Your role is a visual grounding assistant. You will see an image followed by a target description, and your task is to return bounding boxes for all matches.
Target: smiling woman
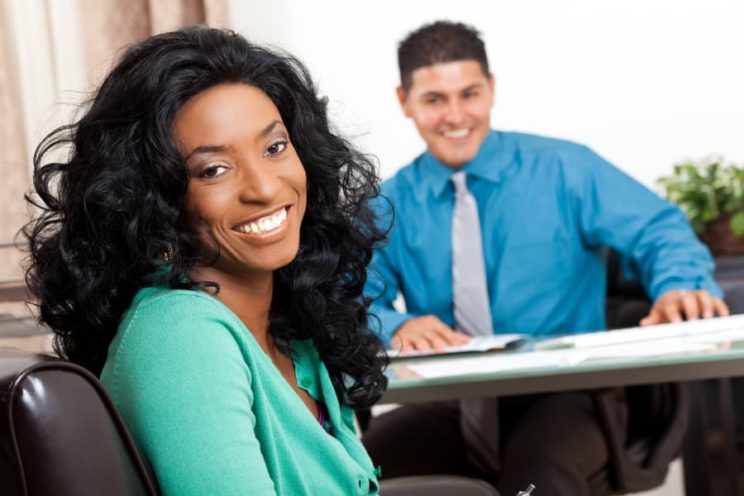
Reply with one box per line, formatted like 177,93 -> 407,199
24,26 -> 388,495
178,85 -> 308,283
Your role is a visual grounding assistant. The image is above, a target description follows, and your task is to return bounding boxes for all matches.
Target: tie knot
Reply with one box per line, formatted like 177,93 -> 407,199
451,171 -> 468,194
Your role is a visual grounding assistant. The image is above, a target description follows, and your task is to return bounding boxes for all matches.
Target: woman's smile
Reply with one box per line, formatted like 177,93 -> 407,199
232,205 -> 290,240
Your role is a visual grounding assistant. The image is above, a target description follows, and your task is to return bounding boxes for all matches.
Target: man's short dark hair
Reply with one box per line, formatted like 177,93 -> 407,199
398,20 -> 489,92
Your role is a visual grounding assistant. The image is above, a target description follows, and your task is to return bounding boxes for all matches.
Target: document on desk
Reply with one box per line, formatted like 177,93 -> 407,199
407,350 -> 570,379
407,315 -> 744,379
562,339 -> 719,365
388,334 -> 525,359
534,314 -> 744,350
407,340 -> 721,379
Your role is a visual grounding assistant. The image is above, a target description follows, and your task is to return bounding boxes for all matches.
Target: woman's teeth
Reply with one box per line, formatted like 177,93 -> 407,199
236,208 -> 287,234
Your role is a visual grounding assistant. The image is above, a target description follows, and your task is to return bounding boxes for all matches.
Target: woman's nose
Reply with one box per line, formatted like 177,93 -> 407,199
237,163 -> 281,203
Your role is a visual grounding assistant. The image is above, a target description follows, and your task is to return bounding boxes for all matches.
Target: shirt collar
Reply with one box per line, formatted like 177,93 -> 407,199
423,130 -> 511,196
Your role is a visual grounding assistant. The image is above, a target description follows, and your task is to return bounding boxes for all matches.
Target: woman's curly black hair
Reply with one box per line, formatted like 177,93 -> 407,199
24,26 -> 389,408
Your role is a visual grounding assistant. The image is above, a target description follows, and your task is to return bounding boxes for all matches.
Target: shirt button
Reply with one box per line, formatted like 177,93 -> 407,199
299,378 -> 311,389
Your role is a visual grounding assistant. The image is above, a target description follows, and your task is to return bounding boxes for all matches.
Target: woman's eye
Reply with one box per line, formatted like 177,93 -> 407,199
265,140 -> 288,157
200,164 -> 229,178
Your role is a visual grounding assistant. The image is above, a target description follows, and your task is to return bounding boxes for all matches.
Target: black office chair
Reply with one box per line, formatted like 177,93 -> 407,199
381,476 -> 499,495
589,250 -> 687,494
0,348 -> 159,495
0,347 -> 499,496
680,255 -> 744,495
588,383 -> 687,494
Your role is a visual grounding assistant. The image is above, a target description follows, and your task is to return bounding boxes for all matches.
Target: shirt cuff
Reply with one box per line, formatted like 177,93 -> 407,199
651,276 -> 723,301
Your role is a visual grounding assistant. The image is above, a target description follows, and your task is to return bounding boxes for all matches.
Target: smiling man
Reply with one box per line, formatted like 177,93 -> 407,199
362,20 -> 728,496
398,58 -> 493,169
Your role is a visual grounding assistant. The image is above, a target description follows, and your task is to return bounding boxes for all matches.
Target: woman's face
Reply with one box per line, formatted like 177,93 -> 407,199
174,83 -> 307,279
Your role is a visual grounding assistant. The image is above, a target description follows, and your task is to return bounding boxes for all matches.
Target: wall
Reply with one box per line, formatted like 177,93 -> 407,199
229,0 -> 744,187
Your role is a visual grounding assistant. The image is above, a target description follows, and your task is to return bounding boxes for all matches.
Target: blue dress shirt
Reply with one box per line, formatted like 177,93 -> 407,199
366,130 -> 721,346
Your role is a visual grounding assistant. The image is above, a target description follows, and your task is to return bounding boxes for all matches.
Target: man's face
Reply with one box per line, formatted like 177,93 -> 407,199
398,60 -> 494,169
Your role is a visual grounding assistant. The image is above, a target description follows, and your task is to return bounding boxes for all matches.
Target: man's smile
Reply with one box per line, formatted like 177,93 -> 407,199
441,127 -> 473,140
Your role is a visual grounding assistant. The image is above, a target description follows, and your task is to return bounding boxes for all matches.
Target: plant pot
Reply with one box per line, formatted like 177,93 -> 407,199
699,215 -> 744,256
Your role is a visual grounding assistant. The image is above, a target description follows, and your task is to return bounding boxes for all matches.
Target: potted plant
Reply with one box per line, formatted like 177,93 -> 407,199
657,158 -> 744,256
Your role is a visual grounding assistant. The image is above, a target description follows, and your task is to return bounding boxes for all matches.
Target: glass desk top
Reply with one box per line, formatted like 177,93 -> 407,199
381,317 -> 744,404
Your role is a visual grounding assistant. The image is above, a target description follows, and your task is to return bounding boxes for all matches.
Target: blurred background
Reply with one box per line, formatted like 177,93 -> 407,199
1,2 -> 743,494
229,0 -> 744,185
2,0 -> 744,289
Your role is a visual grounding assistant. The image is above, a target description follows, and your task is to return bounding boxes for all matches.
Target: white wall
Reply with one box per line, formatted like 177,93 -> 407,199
229,0 -> 744,187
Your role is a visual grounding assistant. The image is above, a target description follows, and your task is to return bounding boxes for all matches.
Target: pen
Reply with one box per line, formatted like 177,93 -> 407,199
516,484 -> 535,496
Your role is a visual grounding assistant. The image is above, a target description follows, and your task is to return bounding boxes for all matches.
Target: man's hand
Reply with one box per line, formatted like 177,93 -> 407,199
640,289 -> 729,326
391,315 -> 471,353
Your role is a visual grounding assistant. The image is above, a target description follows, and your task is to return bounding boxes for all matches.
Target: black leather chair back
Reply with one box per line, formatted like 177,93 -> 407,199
0,348 -> 159,496
594,250 -> 687,494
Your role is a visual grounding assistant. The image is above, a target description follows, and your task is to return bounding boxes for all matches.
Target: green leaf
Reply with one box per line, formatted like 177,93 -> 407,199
731,211 -> 744,236
657,157 -> 744,234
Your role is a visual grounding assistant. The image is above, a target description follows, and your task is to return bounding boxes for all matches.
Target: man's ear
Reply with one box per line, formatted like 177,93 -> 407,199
487,73 -> 496,107
396,86 -> 412,117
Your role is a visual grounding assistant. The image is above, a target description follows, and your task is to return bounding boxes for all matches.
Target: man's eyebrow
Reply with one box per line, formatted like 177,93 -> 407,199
420,90 -> 445,99
419,83 -> 483,100
461,83 -> 485,92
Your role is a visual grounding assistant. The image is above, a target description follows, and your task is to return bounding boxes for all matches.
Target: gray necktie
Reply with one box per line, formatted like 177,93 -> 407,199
451,171 -> 493,337
452,171 -> 500,474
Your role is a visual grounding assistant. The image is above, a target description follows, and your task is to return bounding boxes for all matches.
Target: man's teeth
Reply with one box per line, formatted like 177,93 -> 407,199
236,208 -> 287,234
443,128 -> 470,139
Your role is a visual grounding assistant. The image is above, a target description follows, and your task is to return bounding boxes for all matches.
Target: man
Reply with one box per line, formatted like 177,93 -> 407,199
362,21 -> 728,496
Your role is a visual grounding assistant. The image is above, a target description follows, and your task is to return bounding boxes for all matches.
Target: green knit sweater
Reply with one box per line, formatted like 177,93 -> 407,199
100,287 -> 379,495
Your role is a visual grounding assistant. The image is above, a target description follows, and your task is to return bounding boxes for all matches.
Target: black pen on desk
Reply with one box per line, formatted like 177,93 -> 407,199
516,484 -> 535,495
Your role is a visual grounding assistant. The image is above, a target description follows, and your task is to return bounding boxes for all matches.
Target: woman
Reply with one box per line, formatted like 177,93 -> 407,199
25,26 -> 387,495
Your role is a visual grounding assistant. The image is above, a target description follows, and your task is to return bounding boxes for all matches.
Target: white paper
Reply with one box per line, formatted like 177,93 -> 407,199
407,351 -> 569,379
534,314 -> 744,350
561,339 -> 719,366
402,315 -> 744,380
389,334 -> 525,359
407,335 -> 726,379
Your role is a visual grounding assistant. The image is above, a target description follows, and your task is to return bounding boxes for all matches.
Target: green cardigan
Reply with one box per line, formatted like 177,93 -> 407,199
100,287 -> 379,495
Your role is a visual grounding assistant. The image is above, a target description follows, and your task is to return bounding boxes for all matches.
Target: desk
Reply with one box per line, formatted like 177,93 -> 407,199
381,321 -> 744,494
381,323 -> 744,405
